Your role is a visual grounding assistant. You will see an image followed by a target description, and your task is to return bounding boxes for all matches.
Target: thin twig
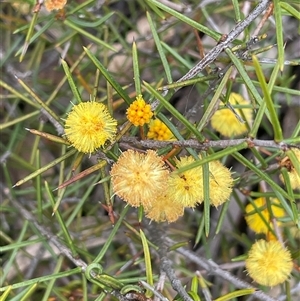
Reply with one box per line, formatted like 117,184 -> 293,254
155,272 -> 167,301
168,239 -> 278,301
10,199 -> 88,272
119,136 -> 297,151
147,223 -> 194,301
177,0 -> 271,82
140,280 -> 169,301
41,108 -> 64,135
195,270 -> 212,301
151,0 -> 271,110
160,256 -> 194,301
9,199 -> 147,301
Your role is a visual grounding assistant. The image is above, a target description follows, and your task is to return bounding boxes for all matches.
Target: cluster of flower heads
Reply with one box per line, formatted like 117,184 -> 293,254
64,101 -> 117,154
44,0 -> 67,11
126,95 -> 173,140
279,148 -> 300,190
168,155 -> 233,208
110,149 -> 234,223
244,197 -> 293,286
208,93 -> 295,287
62,95 -> 294,287
211,92 -> 253,137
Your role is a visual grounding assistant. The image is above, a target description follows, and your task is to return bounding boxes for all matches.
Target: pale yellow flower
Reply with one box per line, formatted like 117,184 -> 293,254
211,92 -> 252,137
126,95 -> 153,126
145,192 -> 184,223
64,101 -> 117,154
147,119 -> 173,140
200,159 -> 233,207
110,150 -> 169,209
245,197 -> 285,234
168,156 -> 202,208
168,156 -> 233,208
245,239 -> 293,286
45,0 -> 67,11
280,149 -> 300,190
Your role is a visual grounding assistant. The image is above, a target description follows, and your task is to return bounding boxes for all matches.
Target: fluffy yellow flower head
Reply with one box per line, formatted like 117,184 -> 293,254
168,156 -> 202,208
211,92 -> 253,137
245,197 -> 285,234
279,149 -> 300,190
45,0 -> 67,11
145,192 -> 184,223
168,156 -> 233,208
110,150 -> 169,209
126,95 -> 153,126
147,119 -> 173,141
245,239 -> 293,286
64,101 -> 117,154
200,159 -> 234,207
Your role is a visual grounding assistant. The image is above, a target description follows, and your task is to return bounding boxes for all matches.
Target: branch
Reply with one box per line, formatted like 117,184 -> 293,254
147,223 -> 193,301
9,200 -> 144,301
160,256 -> 194,301
168,239 -> 278,301
177,0 -> 271,82
151,0 -> 272,110
119,136 -> 297,151
10,199 -> 88,272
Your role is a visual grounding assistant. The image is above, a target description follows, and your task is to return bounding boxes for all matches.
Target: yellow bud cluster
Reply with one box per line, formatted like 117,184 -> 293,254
126,95 -> 153,126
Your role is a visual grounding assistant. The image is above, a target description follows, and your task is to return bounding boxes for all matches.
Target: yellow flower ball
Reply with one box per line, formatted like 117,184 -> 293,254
145,192 -> 184,223
168,156 -> 202,208
211,92 -> 253,137
168,156 -> 233,208
126,95 -> 153,126
279,149 -> 300,190
110,150 -> 169,209
64,101 -> 117,154
200,159 -> 234,207
245,239 -> 293,286
283,170 -> 300,190
245,197 -> 285,234
147,119 -> 173,141
45,0 -> 67,11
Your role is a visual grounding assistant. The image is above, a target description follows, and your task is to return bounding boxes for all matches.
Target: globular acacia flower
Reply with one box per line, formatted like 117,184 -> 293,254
126,95 -> 153,126
169,156 -> 233,208
245,197 -> 285,234
147,119 -> 173,141
64,101 -> 117,154
145,192 -> 184,223
45,0 -> 67,11
201,159 -> 234,207
211,92 -> 253,137
168,156 -> 202,208
110,150 -> 169,209
245,239 -> 293,286
280,149 -> 300,190
283,171 -> 300,190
